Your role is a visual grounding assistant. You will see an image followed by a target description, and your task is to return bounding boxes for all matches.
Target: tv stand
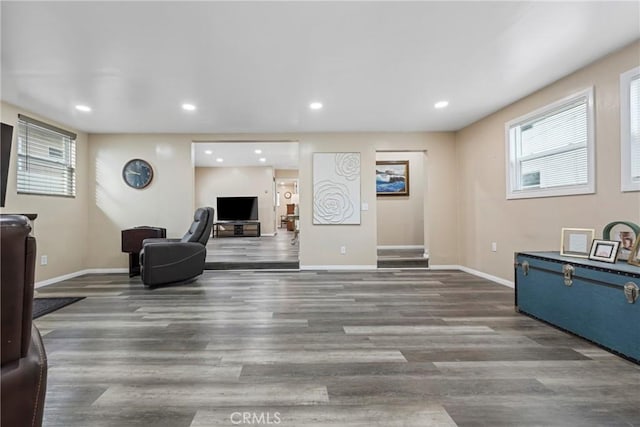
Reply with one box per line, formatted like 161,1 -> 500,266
214,221 -> 261,238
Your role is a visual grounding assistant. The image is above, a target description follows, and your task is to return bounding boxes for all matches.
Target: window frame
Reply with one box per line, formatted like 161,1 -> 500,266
620,66 -> 640,192
505,87 -> 595,200
16,114 -> 77,198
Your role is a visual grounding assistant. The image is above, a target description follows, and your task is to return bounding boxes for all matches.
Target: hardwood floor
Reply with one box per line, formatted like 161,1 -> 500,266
205,232 -> 429,269
35,270 -> 640,426
377,248 -> 429,268
205,230 -> 299,269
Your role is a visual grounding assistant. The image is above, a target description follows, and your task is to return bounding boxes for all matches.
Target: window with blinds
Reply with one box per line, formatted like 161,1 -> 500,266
621,67 -> 640,192
506,88 -> 595,199
17,115 -> 77,197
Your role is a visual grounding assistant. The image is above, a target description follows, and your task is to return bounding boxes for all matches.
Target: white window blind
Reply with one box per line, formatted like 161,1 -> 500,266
506,88 -> 594,199
17,115 -> 77,197
621,67 -> 640,191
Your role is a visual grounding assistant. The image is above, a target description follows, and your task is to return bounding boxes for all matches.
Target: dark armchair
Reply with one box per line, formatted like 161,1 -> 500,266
1,215 -> 47,427
139,207 -> 214,287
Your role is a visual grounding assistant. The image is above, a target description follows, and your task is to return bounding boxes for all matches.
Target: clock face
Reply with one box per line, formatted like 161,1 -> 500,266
122,159 -> 153,189
284,191 -> 292,199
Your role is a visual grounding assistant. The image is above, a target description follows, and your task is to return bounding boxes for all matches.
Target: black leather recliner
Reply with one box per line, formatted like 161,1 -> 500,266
1,215 -> 47,427
139,207 -> 214,287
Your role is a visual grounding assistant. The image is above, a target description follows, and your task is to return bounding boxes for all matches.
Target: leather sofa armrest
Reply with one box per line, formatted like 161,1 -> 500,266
141,237 -> 181,246
1,325 -> 47,427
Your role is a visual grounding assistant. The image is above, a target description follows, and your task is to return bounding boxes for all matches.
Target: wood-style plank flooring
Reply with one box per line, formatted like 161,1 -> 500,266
35,270 -> 640,426
205,231 -> 429,268
206,230 -> 298,264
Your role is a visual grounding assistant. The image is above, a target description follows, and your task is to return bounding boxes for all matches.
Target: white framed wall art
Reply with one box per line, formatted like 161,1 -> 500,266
312,152 -> 361,225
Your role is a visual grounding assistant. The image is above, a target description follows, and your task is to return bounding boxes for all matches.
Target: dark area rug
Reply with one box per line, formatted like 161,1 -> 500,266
33,297 -> 85,319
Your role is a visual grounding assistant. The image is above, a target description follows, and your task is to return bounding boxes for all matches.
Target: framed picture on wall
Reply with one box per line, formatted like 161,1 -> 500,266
376,161 -> 409,196
560,228 -> 595,258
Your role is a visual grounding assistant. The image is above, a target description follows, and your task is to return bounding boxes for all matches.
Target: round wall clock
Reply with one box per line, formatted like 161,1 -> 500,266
122,158 -> 153,189
284,191 -> 292,199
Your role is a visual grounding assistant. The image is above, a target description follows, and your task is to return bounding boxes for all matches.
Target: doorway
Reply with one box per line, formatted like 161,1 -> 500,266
375,150 -> 429,268
191,141 -> 300,269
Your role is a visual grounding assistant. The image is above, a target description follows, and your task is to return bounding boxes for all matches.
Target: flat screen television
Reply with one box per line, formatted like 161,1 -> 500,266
1,123 -> 14,208
216,196 -> 258,221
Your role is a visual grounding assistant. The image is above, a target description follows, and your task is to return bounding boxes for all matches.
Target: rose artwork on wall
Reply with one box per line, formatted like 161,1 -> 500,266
313,152 -> 361,225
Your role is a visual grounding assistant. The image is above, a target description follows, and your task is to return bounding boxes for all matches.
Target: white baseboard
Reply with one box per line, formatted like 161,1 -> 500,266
377,245 -> 425,250
261,233 -> 276,237
36,268 -> 128,288
300,265 -> 378,271
84,268 -> 129,275
428,265 -> 461,270
458,265 -> 514,288
429,264 -> 514,288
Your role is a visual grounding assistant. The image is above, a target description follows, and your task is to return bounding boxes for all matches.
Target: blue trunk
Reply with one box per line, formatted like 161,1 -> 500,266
515,251 -> 640,363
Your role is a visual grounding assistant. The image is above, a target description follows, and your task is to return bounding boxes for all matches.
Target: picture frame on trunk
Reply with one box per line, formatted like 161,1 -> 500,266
560,228 -> 595,258
589,239 -> 620,263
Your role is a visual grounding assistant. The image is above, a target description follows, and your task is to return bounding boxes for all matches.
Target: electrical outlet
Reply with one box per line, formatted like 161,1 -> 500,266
40,255 -> 48,265
340,246 -> 347,255
491,242 -> 497,252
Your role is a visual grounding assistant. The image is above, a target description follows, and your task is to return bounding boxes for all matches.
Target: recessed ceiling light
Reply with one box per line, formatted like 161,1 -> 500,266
182,103 -> 196,111
259,158 -> 266,162
204,150 -> 213,155
309,102 -> 323,110
254,149 -> 262,154
434,101 -> 449,109
75,105 -> 91,112
216,158 -> 223,162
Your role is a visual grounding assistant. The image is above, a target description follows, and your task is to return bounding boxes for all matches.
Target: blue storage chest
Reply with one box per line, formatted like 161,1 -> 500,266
515,251 -> 640,363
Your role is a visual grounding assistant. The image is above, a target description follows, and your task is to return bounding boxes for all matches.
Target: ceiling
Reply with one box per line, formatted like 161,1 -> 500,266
193,141 -> 299,168
1,1 -> 639,134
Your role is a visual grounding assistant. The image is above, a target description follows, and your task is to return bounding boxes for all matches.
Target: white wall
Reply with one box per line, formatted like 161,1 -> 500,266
195,166 -> 276,235
0,101 -> 90,282
376,151 -> 424,247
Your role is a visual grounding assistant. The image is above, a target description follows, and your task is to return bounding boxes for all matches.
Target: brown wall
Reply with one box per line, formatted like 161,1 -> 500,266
298,132 -> 458,268
455,41 -> 640,281
1,102 -> 90,283
195,166 -> 276,235
4,41 -> 637,283
376,151 -> 425,247
87,134 -> 195,268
